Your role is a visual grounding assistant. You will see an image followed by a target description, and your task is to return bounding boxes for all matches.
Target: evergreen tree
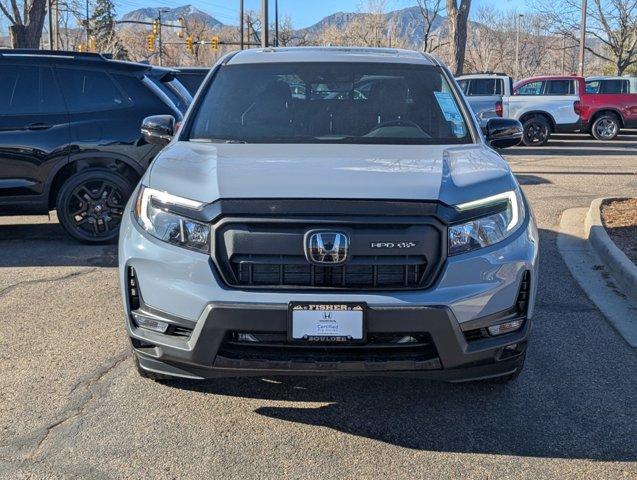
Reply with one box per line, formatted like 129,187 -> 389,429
91,0 -> 128,59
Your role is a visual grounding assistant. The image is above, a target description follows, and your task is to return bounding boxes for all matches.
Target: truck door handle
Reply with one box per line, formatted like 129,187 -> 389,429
26,123 -> 53,131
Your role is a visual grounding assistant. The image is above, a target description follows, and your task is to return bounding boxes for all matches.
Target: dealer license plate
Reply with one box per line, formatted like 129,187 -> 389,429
289,303 -> 365,342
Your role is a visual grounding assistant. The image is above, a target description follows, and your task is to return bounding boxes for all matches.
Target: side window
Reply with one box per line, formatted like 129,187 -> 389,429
466,79 -> 499,96
0,65 -> 65,115
586,81 -> 601,93
546,80 -> 574,95
56,68 -> 129,112
516,81 -> 544,96
457,79 -> 469,94
40,67 -> 66,113
600,80 -> 629,94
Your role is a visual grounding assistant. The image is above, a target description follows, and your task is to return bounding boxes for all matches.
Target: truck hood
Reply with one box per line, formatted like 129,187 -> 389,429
147,142 -> 517,206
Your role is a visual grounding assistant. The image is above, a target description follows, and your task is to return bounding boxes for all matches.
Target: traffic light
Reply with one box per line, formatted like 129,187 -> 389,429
211,36 -> 219,51
147,33 -> 155,52
152,18 -> 159,35
178,17 -> 185,38
185,35 -> 193,53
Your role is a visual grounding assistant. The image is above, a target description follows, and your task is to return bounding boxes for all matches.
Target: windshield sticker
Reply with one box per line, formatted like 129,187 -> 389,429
434,91 -> 462,123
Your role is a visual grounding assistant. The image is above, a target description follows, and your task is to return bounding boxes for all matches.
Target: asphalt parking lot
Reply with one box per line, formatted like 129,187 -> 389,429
0,134 -> 636,479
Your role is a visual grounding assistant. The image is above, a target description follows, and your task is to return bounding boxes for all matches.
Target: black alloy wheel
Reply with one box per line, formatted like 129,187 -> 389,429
522,116 -> 551,146
56,169 -> 134,244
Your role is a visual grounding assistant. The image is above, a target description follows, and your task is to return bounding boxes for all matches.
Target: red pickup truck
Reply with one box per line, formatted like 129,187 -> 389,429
583,76 -> 637,140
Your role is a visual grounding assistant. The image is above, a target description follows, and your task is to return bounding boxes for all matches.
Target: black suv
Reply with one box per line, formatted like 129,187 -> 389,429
0,50 -> 191,243
174,67 -> 209,96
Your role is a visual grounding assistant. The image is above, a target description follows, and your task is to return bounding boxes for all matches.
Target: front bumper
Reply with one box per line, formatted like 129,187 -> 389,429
119,202 -> 538,381
130,301 -> 530,382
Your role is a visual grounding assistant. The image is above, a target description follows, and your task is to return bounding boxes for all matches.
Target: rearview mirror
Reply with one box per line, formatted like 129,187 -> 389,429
141,115 -> 175,146
486,118 -> 523,149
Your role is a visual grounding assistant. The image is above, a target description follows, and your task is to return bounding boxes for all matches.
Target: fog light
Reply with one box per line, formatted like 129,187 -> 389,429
488,319 -> 524,336
236,333 -> 259,342
396,336 -> 417,344
132,312 -> 169,333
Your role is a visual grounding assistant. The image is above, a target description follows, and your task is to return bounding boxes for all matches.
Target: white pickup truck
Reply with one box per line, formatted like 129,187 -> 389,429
457,73 -> 582,146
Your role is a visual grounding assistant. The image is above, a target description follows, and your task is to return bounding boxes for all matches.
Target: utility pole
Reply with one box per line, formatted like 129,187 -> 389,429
274,0 -> 279,47
240,0 -> 244,50
47,0 -> 53,49
514,14 -> 523,80
85,0 -> 90,44
157,8 -> 169,66
261,0 -> 269,48
561,33 -> 566,75
578,0 -> 587,76
54,0 -> 59,49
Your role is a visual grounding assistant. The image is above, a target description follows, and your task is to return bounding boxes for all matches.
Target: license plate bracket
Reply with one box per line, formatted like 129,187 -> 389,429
288,302 -> 366,344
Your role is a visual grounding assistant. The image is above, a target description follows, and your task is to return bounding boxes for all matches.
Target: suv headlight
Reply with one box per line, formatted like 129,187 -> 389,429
449,190 -> 525,255
134,185 -> 210,253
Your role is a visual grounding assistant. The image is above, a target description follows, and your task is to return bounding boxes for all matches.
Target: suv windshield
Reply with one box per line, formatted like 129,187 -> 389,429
188,62 -> 471,144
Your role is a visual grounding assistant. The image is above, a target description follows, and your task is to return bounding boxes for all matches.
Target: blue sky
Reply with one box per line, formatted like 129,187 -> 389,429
112,0 -> 530,29
0,0 -> 529,33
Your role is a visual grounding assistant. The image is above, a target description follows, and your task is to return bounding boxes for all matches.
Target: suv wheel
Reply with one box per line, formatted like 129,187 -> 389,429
591,113 -> 620,141
522,116 -> 550,146
56,169 -> 134,244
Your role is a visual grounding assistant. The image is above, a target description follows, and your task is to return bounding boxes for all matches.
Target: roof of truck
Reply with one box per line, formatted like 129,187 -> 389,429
226,47 -> 437,66
586,75 -> 636,81
456,73 -> 509,79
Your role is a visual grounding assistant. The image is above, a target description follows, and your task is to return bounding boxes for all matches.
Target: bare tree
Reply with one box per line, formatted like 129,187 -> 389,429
0,0 -> 47,47
464,6 -> 507,72
318,0 -> 389,47
539,0 -> 637,75
276,15 -> 311,46
446,0 -> 472,75
415,0 -> 444,52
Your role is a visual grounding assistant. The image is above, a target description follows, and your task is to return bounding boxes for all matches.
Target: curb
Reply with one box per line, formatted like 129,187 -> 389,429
586,197 -> 637,304
559,207 -> 637,348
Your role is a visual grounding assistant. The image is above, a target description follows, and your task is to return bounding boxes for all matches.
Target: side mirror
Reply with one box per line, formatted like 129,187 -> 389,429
486,118 -> 523,149
141,115 -> 175,146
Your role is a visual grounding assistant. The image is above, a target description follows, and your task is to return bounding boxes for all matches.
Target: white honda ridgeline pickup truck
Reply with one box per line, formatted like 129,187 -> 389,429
457,73 -> 581,146
120,48 -> 539,384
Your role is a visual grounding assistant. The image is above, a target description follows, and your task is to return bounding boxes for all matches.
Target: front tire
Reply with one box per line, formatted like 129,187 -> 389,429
56,169 -> 134,244
591,113 -> 620,141
522,116 -> 551,146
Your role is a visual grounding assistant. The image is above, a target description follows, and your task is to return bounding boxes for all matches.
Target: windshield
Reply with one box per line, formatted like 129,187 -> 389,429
187,62 -> 471,144
149,75 -> 192,114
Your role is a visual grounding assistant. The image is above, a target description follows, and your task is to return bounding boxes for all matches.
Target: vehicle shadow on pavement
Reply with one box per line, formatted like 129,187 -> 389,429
0,221 -> 117,267
506,133 -> 637,157
168,228 -> 636,462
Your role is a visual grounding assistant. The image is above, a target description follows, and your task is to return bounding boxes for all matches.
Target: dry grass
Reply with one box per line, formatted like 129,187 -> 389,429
601,198 -> 637,266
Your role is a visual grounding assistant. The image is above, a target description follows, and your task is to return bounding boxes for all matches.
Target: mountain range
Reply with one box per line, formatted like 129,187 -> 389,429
120,4 -> 449,47
121,5 -> 224,29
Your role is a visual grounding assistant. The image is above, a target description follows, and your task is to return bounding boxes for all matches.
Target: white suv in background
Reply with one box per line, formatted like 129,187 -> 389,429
458,74 -> 583,146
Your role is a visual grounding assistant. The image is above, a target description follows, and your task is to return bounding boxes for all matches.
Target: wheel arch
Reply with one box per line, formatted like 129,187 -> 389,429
48,154 -> 143,210
590,109 -> 624,128
519,111 -> 556,132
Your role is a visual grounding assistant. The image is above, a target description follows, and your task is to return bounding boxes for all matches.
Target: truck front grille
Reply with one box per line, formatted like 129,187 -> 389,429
212,216 -> 444,291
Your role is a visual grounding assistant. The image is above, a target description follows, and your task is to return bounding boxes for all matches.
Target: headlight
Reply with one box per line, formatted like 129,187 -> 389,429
448,190 -> 525,255
134,186 -> 210,253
